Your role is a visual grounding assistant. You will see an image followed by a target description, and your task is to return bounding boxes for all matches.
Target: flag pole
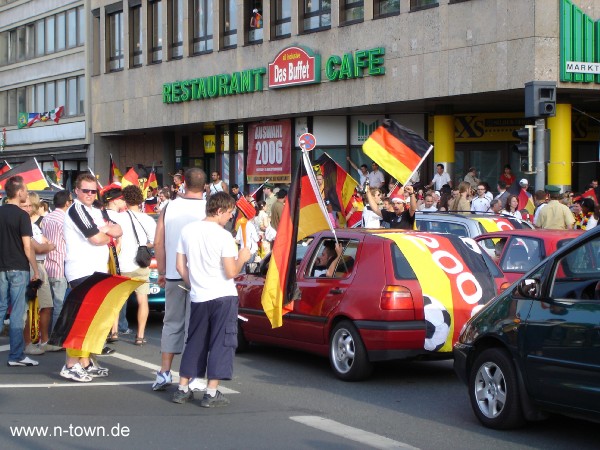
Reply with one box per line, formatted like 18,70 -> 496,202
300,144 -> 337,243
88,167 -> 104,189
250,178 -> 270,198
405,144 -> 434,187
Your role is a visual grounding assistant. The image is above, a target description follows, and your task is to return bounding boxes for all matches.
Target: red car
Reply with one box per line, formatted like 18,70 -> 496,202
475,229 -> 584,283
236,229 -> 507,381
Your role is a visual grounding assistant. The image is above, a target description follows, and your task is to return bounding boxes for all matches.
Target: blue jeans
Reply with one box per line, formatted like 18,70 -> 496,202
49,277 -> 68,333
0,270 -> 29,362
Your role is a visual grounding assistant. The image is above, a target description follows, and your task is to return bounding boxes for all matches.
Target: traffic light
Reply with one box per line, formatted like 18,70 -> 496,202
512,125 -> 535,173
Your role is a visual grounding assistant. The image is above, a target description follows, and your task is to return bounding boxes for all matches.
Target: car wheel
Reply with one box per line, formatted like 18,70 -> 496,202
236,321 -> 250,354
329,321 -> 372,381
469,348 -> 525,429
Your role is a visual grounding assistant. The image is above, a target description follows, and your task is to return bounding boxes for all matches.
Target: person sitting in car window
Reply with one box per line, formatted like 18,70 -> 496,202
313,241 -> 338,277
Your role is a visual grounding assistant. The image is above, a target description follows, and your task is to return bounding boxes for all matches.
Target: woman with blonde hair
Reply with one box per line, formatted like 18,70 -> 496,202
449,181 -> 471,213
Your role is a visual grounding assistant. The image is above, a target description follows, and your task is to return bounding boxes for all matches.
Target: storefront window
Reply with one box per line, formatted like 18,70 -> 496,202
248,2 -> 263,44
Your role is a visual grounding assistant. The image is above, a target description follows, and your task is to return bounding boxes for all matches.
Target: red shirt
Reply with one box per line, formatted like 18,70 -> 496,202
500,173 -> 515,187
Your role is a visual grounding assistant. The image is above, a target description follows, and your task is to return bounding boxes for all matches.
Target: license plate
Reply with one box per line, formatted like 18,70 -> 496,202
150,286 -> 160,294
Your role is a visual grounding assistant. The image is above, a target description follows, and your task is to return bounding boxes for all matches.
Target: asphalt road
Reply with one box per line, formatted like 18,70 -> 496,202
1,312 -> 596,450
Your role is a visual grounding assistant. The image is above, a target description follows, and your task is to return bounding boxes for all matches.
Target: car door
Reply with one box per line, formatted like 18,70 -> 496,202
523,235 -> 600,412
288,238 -> 359,345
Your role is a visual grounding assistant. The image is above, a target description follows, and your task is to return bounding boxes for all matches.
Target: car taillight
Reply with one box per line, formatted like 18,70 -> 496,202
380,285 -> 414,310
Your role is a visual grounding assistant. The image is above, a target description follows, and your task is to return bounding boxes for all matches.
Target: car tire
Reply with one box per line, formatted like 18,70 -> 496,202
469,348 -> 525,429
329,321 -> 372,381
236,321 -> 250,353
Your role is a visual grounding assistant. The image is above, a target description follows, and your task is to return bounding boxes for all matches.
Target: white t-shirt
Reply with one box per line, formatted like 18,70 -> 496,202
64,200 -> 109,282
236,220 -> 259,255
501,209 -> 522,220
117,210 -> 157,273
367,170 -> 385,188
163,197 -> 207,279
177,220 -> 238,302
32,223 -> 46,262
362,207 -> 381,228
432,172 -> 451,190
471,197 -> 490,213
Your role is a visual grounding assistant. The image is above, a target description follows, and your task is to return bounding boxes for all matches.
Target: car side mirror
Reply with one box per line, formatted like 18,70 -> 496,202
517,278 -> 541,299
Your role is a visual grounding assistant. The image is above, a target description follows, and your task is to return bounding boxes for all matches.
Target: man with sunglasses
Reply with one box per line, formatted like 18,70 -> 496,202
61,173 -> 122,382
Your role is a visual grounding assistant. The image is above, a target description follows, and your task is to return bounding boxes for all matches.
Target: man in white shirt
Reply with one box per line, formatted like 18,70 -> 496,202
171,192 -> 250,407
419,194 -> 438,212
367,162 -> 385,189
471,184 -> 491,212
427,164 -> 452,191
346,157 -> 369,187
153,168 -> 208,392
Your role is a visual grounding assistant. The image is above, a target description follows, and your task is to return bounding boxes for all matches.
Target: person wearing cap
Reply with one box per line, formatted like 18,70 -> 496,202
463,167 -> 480,191
270,189 -> 287,231
366,184 -> 417,229
537,185 -> 575,230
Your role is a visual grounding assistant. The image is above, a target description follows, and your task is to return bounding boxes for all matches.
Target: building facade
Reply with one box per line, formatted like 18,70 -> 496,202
0,0 -> 88,186
3,0 -> 599,193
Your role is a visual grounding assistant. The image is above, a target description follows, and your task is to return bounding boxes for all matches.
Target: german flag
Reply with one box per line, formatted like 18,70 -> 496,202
362,119 -> 433,186
144,168 -> 158,192
577,187 -> 600,204
315,153 -> 359,226
0,157 -> 49,190
109,154 -> 122,183
0,160 -> 10,176
120,167 -> 139,188
49,273 -> 144,353
508,182 -> 535,215
52,156 -> 62,185
299,165 -> 330,240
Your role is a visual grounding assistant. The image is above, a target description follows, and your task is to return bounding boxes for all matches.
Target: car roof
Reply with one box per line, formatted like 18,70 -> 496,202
474,229 -> 584,240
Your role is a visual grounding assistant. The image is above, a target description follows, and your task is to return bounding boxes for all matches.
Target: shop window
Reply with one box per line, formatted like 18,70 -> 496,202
192,0 -> 213,54
302,0 -> 331,33
374,0 -> 399,18
107,9 -> 124,71
150,0 -> 163,63
271,0 -> 291,39
130,2 -> 143,67
247,2 -> 263,44
170,0 -> 184,59
222,0 -> 237,49
341,0 -> 363,25
410,0 -> 438,11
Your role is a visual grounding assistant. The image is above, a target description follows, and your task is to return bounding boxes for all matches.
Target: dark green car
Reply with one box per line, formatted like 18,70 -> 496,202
454,226 -> 600,429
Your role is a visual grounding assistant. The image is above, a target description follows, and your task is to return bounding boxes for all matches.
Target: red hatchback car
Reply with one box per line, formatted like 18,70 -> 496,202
475,229 -> 584,283
236,229 -> 506,381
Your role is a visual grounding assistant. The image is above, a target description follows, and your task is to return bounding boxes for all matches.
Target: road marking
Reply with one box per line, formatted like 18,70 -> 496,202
290,416 -> 420,450
0,348 -> 238,394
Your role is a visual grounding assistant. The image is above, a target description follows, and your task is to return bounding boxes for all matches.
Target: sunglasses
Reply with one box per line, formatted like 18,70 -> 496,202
80,189 -> 98,195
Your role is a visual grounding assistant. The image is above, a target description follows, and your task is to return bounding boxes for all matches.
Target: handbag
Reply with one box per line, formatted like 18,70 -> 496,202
127,211 -> 152,268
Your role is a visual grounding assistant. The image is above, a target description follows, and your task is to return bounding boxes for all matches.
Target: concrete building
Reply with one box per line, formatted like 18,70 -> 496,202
0,0 -> 87,187
3,0 -> 599,193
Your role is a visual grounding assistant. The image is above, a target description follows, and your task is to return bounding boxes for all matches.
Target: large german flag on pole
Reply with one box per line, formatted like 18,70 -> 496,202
362,119 -> 433,186
49,273 -> 144,353
261,163 -> 303,328
0,157 -> 49,190
314,153 -> 359,226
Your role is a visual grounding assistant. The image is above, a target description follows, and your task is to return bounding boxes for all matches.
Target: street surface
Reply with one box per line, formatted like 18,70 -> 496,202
1,312 -> 596,450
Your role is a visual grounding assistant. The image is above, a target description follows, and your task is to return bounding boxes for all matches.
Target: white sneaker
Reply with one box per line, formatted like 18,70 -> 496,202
7,356 -> 39,367
189,377 -> 208,392
24,343 -> 45,355
40,342 -> 63,352
60,363 -> 93,382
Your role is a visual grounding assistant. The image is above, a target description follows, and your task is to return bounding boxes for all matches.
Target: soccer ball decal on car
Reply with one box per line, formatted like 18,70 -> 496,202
424,296 -> 451,351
